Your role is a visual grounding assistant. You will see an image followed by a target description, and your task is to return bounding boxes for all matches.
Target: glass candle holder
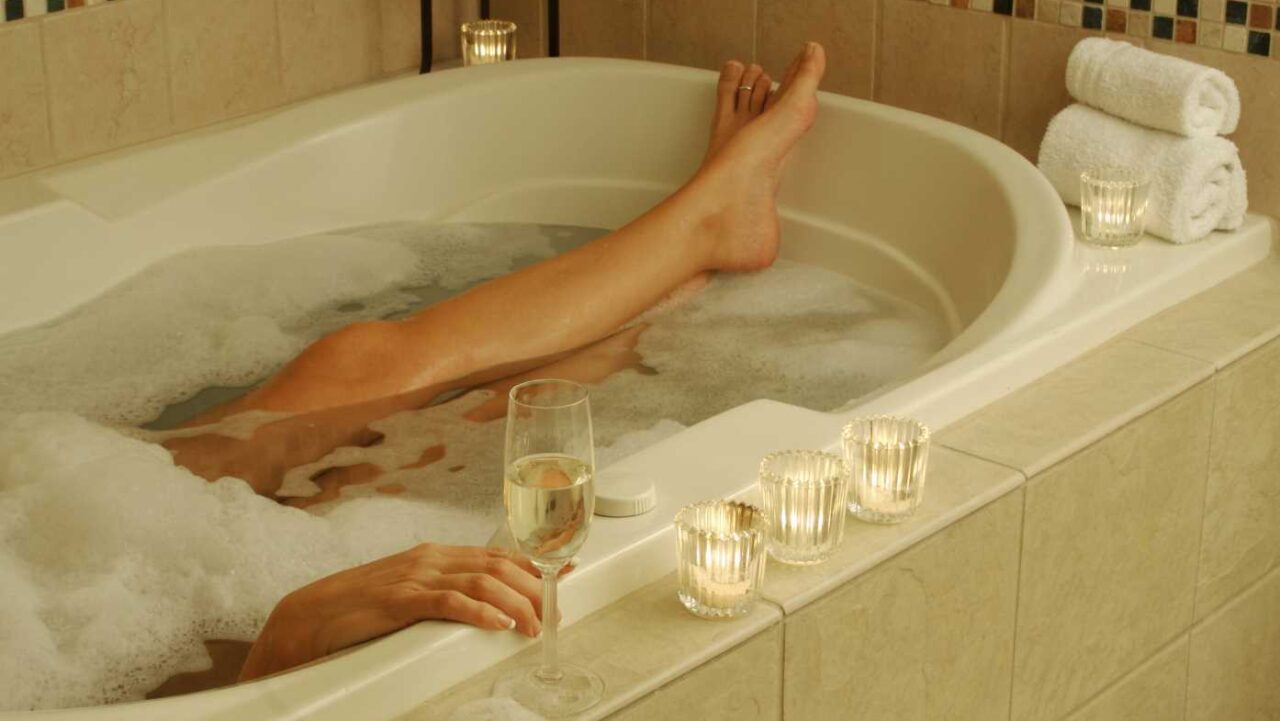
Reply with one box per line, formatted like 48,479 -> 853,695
842,416 -> 931,525
758,450 -> 849,565
674,500 -> 768,619
1080,167 -> 1150,247
461,20 -> 517,66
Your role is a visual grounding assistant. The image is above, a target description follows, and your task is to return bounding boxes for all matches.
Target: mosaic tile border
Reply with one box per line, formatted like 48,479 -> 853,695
932,0 -> 1280,56
1,0 -> 114,23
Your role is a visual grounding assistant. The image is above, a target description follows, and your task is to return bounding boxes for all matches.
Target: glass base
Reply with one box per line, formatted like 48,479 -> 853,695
1081,234 -> 1142,248
492,663 -> 604,718
850,503 -> 914,525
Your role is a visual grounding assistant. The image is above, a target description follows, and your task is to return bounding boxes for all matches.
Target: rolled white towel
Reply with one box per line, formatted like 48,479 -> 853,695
1066,37 -> 1240,138
1038,104 -> 1247,244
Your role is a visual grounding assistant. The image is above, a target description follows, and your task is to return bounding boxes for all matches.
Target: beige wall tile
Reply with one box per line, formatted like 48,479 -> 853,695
437,0 -> 482,62
490,0 -> 547,59
1064,638 -> 1189,721
0,22 -> 52,177
939,339 -> 1213,477
1125,254 -> 1280,369
1155,43 -> 1280,219
783,491 -> 1022,721
42,0 -> 172,161
405,574 -> 781,719
278,0 -> 381,101
560,0 -> 644,60
648,0 -> 755,70
764,448 -> 1022,613
757,0 -> 876,99
1186,568 -> 1280,721
876,0 -> 1008,137
1194,337 -> 1280,619
607,626 -> 781,721
384,0 -> 480,70
1011,382 -> 1212,721
381,0 -> 421,73
1003,19 -> 1097,161
166,0 -> 283,131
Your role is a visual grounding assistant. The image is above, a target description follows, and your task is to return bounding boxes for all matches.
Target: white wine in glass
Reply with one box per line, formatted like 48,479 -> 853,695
494,379 -> 603,716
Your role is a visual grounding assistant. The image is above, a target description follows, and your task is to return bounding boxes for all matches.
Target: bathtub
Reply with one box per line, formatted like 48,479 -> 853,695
0,58 -> 1270,719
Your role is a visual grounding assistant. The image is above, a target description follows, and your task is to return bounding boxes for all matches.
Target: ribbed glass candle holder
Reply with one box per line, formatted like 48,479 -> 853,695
1080,167 -> 1150,247
842,416 -> 931,525
461,20 -> 517,66
674,500 -> 768,619
758,450 -> 849,565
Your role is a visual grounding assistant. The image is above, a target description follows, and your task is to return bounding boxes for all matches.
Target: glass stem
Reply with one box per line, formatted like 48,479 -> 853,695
536,561 -> 566,683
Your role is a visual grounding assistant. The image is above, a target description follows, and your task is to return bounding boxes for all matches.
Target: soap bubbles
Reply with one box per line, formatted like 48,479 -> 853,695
0,222 -> 947,710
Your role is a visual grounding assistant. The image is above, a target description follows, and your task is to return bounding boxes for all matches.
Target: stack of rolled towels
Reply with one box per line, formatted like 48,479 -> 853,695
1037,38 -> 1247,244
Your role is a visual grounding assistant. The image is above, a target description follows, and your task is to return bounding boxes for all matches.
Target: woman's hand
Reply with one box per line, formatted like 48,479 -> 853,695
240,543 -> 549,682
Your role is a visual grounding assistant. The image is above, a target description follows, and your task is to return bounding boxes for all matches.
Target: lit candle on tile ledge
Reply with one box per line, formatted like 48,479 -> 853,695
842,416 -> 931,525
1079,167 -> 1150,247
674,500 -> 767,619
461,20 -> 517,66
758,450 -> 849,565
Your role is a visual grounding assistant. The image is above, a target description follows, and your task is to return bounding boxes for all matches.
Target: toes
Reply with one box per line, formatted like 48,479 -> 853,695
776,51 -> 804,99
715,60 -> 746,120
781,42 -> 826,100
749,72 -> 772,114
737,64 -> 764,112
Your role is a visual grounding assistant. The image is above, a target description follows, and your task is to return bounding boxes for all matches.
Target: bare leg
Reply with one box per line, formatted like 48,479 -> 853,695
197,43 -> 826,421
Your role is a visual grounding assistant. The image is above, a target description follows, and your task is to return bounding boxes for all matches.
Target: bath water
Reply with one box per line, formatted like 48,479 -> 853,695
0,222 -> 948,710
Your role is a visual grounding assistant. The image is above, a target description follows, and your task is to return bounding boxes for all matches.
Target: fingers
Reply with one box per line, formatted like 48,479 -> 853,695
438,573 -> 542,637
749,72 -> 772,114
439,556 -> 544,615
737,64 -> 764,112
415,589 -> 518,633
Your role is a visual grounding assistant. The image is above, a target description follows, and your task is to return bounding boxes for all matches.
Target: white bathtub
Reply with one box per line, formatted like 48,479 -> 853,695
0,58 -> 1270,720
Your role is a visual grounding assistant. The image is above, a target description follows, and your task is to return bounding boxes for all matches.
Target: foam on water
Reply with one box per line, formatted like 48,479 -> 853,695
0,412 -> 475,711
0,222 -> 948,711
0,224 -> 556,425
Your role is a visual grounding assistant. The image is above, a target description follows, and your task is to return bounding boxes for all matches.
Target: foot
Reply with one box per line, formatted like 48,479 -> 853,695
704,62 -> 773,162
693,42 -> 826,272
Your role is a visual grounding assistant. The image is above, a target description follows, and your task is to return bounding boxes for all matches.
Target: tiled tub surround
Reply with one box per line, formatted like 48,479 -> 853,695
559,0 -> 1280,222
415,251 -> 1280,721
0,0 -> 479,177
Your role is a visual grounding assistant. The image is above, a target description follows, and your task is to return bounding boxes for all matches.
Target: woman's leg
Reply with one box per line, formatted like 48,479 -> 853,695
201,43 -> 826,421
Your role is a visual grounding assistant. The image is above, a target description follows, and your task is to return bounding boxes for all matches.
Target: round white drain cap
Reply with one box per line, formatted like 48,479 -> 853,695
594,469 -> 657,517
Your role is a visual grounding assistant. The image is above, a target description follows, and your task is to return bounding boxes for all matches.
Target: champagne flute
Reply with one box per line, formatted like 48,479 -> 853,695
493,379 -> 603,716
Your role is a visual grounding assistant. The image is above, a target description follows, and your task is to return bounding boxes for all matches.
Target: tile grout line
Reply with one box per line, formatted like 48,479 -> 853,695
937,441 -> 1028,479
872,0 -> 886,100
998,13 -> 1012,140
1054,630 -> 1193,720
36,15 -> 57,163
1125,336 -> 1223,370
1003,485 -> 1028,721
639,0 -> 647,61
159,0 -> 175,131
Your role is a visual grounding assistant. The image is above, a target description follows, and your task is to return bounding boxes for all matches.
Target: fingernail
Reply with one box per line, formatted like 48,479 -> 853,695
806,42 -> 816,57
498,614 -> 516,630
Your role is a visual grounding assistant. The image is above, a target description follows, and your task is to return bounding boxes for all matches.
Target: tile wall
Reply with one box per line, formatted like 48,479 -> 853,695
0,0 -> 479,179
559,0 -> 1280,220
2,0 -> 1277,221
412,255 -> 1280,721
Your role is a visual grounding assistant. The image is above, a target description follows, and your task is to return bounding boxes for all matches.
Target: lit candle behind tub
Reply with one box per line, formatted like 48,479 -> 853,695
461,20 -> 517,66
